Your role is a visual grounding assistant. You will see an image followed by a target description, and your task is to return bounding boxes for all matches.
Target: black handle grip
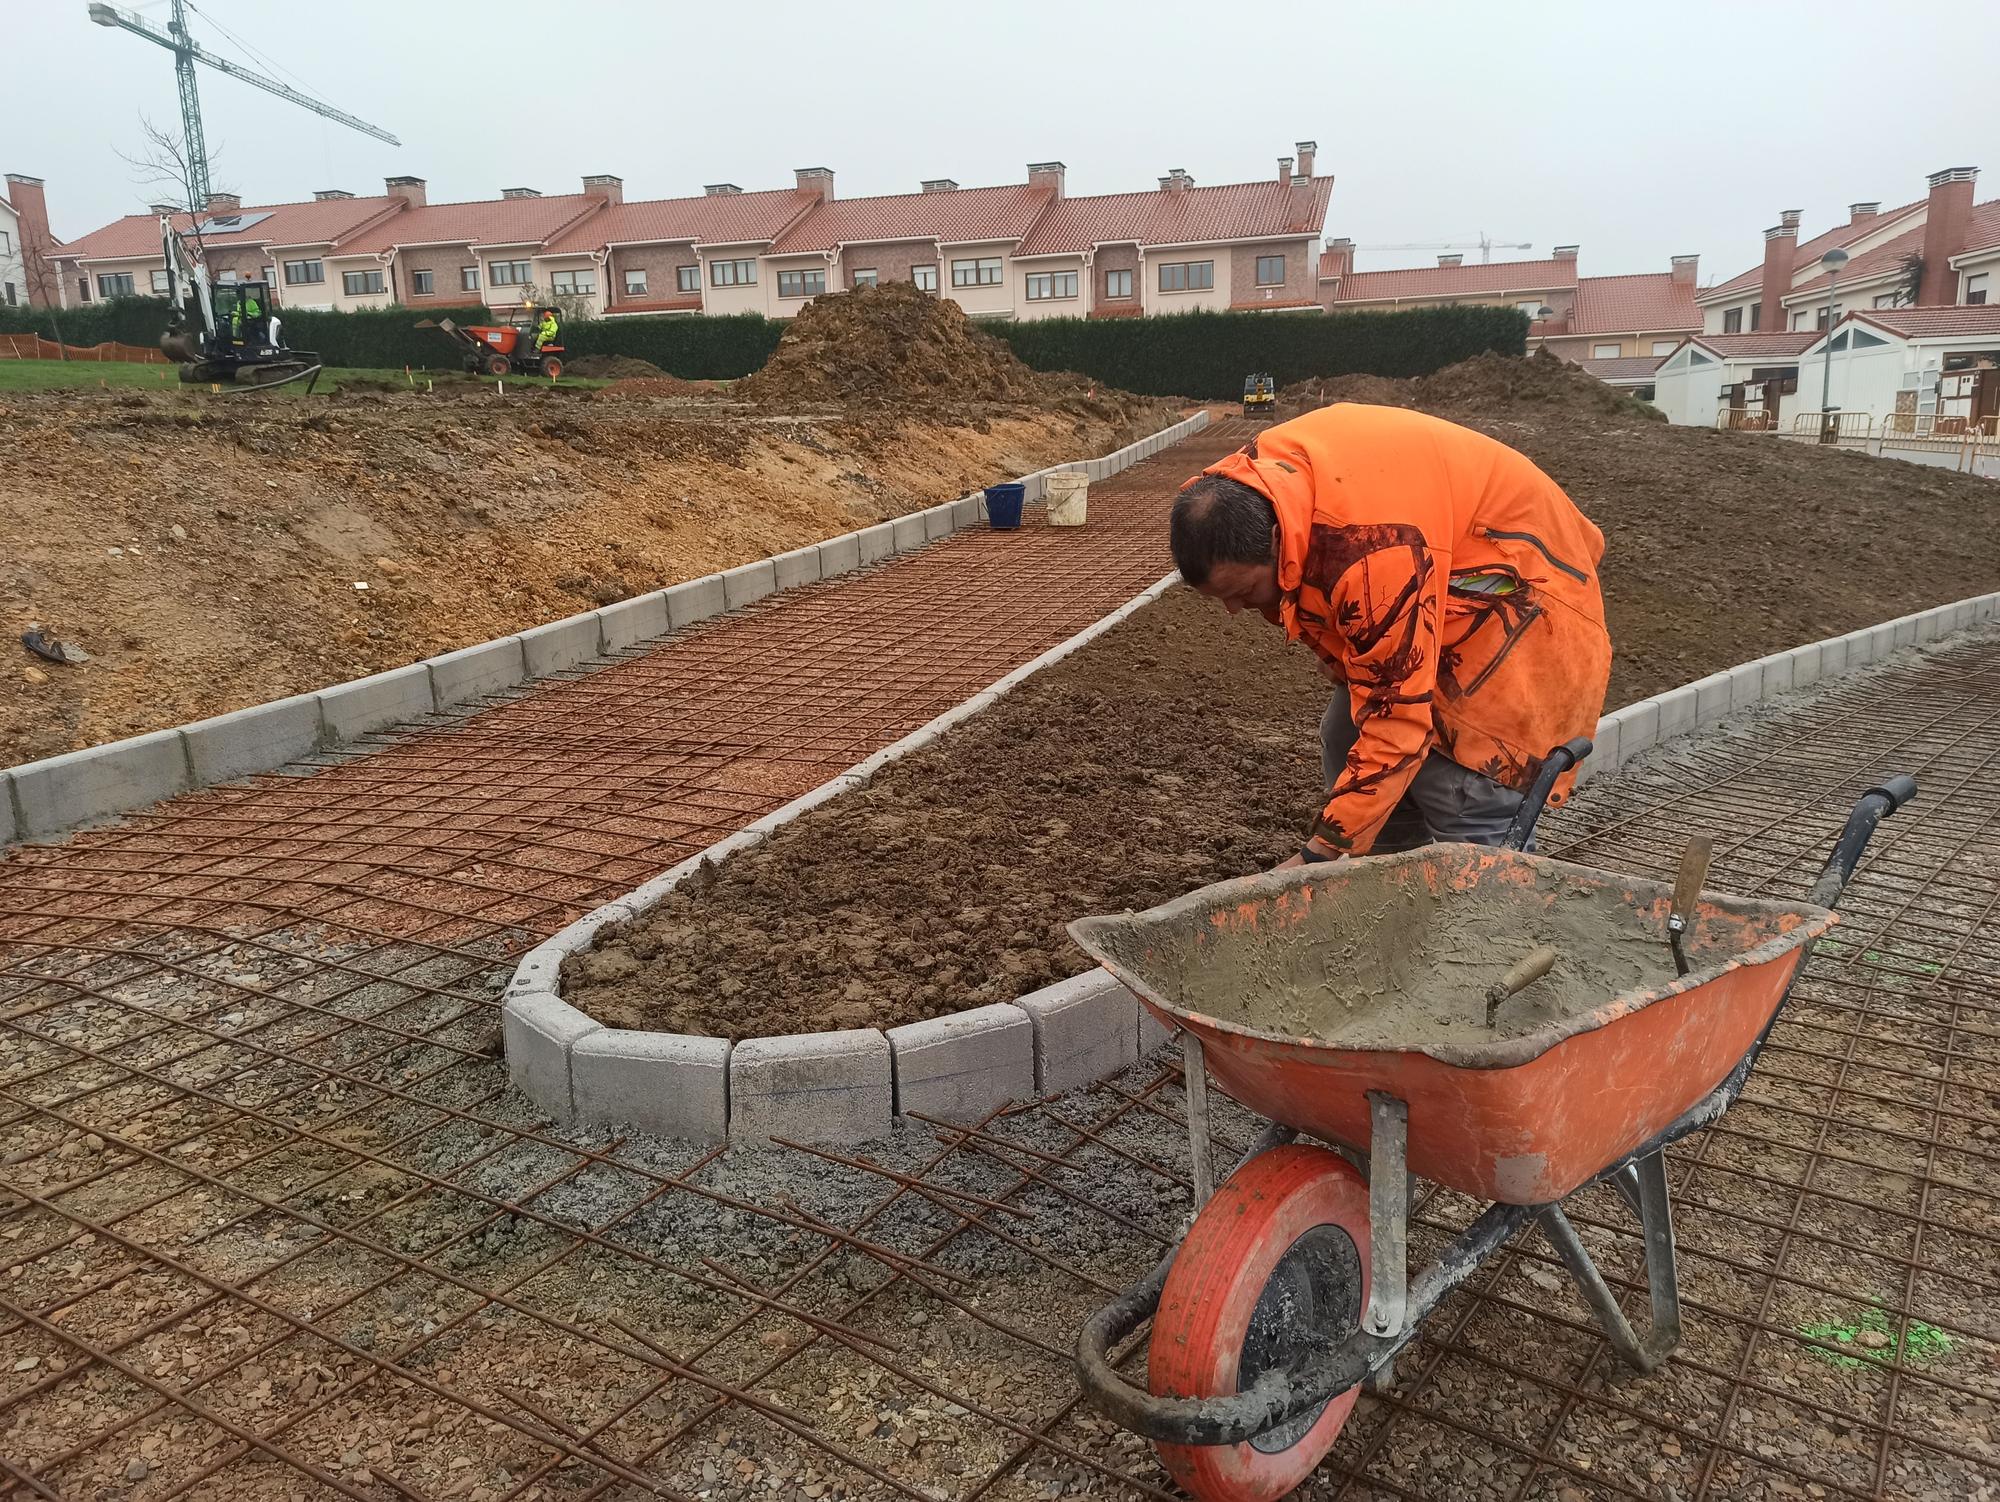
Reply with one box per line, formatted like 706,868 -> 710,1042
1809,775 -> 1918,909
1504,737 -> 1596,852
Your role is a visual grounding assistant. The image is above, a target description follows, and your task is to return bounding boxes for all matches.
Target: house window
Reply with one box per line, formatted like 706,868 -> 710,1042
97,272 -> 136,298
489,259 -> 531,287
0,230 -> 9,254
1104,268 -> 1133,299
710,258 -> 756,287
676,265 -> 700,293
1517,300 -> 1543,316
1723,307 -> 1743,334
951,257 -> 1004,288
78,278 -> 91,302
1968,273 -> 1990,306
1749,303 -> 1761,331
410,269 -> 434,295
1025,271 -> 1078,301
342,269 -> 386,296
851,268 -> 878,287
1158,260 -> 1214,293
1792,310 -> 1808,330
912,263 -> 938,292
460,266 -> 480,292
1255,254 -> 1286,286
1651,339 -> 1677,356
777,268 -> 827,298
1815,303 -> 1843,329
283,259 -> 324,286
551,269 -> 596,296
625,268 -> 650,296
150,269 -> 172,295
1592,342 -> 1622,358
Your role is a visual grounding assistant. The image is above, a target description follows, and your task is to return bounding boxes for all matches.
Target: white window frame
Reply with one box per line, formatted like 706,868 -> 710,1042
1158,260 -> 1214,293
1592,342 -> 1622,358
150,269 -> 172,295
342,269 -> 385,296
282,258 -> 324,286
776,268 -> 827,299
488,259 -> 531,287
97,272 -> 137,298
1650,340 -> 1677,356
625,268 -> 650,296
1025,270 -> 1078,301
409,268 -> 434,296
0,230 -> 10,255
912,264 -> 939,292
951,256 -> 1004,288
676,265 -> 699,293
1517,299 -> 1543,316
1966,272 -> 1990,306
1723,307 -> 1743,333
550,269 -> 596,296
1104,268 -> 1133,299
851,268 -> 878,288
1254,254 -> 1287,287
460,266 -> 480,292
710,258 -> 756,287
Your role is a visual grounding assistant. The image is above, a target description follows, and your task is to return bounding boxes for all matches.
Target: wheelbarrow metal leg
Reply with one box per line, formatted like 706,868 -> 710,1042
1363,1091 -> 1409,1339
1180,1030 -> 1214,1208
1538,1149 -> 1681,1373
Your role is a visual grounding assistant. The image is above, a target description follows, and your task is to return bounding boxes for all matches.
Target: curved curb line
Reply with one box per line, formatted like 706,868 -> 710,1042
507,581 -> 2000,1147
0,409 -> 1212,847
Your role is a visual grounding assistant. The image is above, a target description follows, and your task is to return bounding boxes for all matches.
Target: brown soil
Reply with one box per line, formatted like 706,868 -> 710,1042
0,385 -> 1174,764
563,353 -> 668,379
566,589 -> 1325,1037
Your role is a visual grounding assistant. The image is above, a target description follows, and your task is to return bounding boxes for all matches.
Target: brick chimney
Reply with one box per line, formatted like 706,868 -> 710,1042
1552,244 -> 1579,262
583,174 -> 623,205
1296,140 -> 1317,179
1322,236 -> 1353,280
1848,201 -> 1880,223
1160,169 -> 1191,196
1277,156 -> 1293,187
314,188 -> 354,201
204,191 -> 241,214
1027,161 -> 1066,198
1918,166 -> 1978,305
501,187 -> 541,199
1289,168 -> 1315,230
704,183 -> 742,196
4,174 -> 55,305
795,167 -> 835,202
921,178 -> 959,193
1758,216 -> 1797,333
1438,254 -> 1462,268
385,175 -> 427,208
1671,253 -> 1699,285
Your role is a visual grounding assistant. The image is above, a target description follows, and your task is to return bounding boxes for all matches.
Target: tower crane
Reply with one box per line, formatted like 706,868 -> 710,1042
1359,233 -> 1533,263
88,0 -> 399,212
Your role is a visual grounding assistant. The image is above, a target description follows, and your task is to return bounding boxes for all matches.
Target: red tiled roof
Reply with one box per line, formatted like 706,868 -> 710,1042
1849,304 -> 2000,339
775,184 -> 1053,254
1014,177 -> 1333,257
51,195 -> 404,261
1566,354 -> 1665,382
1327,256 -> 1577,303
1686,331 -> 1821,358
1786,201 -> 2000,299
1569,272 -> 1700,334
551,188 -> 816,253
1698,198 -> 1926,302
343,193 -> 606,254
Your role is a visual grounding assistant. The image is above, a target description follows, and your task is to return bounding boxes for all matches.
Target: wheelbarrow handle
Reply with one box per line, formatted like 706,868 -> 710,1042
1809,774 -> 1917,908
1504,736 -> 1595,852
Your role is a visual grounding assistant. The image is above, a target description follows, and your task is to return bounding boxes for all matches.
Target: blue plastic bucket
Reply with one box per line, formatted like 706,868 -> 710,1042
984,482 -> 1026,530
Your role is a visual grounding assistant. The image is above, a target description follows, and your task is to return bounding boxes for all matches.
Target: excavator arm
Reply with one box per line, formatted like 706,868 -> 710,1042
159,214 -> 218,363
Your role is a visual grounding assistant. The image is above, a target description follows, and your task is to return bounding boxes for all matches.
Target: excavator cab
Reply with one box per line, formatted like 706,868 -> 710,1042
212,280 -> 274,347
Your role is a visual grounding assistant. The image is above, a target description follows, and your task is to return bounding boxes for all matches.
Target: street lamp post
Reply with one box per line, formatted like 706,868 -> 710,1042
1819,247 -> 1850,442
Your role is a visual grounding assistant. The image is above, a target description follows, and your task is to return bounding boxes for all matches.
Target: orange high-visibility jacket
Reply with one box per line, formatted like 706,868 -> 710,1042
1199,403 -> 1612,855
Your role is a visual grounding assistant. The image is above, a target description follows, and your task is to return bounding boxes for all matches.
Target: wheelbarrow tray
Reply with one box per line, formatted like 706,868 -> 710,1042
1070,844 -> 1835,1204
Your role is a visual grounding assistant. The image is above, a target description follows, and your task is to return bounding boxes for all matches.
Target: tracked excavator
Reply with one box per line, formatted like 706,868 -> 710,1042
158,215 -> 323,392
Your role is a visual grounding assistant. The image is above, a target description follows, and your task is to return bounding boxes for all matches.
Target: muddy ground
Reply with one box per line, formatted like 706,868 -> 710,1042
0,384 -> 1174,764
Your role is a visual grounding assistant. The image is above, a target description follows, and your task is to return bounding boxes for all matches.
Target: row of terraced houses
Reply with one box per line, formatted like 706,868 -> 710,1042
25,145 -> 1336,323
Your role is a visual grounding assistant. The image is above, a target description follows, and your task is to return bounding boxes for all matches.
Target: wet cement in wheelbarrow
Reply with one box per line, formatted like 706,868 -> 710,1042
1172,870 -> 1682,1048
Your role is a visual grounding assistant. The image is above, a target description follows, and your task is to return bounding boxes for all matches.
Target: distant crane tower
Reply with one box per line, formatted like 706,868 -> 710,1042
88,0 -> 399,210
1359,233 -> 1534,263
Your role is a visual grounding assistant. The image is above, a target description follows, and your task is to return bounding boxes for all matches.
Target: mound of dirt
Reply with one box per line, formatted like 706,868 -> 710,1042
594,375 -> 716,400
1278,349 -> 1662,423
565,354 -> 668,379
1276,373 -> 1415,413
739,281 -> 1066,407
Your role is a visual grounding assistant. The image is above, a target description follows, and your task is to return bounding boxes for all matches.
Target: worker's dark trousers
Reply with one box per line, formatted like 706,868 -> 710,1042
1319,695 -> 1526,854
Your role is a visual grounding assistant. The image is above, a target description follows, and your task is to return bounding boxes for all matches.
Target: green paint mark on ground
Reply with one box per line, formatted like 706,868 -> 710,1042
1801,1303 -> 1953,1370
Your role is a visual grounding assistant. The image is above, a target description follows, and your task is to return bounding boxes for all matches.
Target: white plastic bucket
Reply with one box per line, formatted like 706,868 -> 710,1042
1045,470 -> 1090,527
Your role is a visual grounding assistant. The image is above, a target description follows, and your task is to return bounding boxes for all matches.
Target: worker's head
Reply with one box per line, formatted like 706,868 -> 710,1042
1171,475 -> 1281,615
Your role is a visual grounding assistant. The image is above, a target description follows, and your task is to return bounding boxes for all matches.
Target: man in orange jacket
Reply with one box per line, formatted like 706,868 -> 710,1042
1171,403 -> 1611,864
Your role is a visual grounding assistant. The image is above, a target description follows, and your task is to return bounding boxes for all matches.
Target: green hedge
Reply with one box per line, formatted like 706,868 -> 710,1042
3,296 -> 1515,390
989,304 -> 1528,399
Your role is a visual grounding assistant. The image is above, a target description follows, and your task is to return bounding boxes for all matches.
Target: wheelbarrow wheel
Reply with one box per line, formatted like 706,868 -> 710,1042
484,352 -> 512,377
1149,1144 -> 1371,1502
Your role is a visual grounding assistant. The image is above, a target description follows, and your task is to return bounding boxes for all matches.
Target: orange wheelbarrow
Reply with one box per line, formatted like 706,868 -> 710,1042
1069,744 -> 1917,1502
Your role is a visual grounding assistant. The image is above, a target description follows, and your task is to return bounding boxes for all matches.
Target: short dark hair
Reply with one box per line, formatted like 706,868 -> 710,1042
1170,475 -> 1277,585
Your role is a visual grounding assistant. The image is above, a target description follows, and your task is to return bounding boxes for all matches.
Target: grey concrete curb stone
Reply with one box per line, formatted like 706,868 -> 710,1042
858,523 -> 896,564
1015,970 -> 1140,1097
818,533 -> 862,577
182,695 -> 324,787
429,638 -> 527,707
12,730 -> 192,839
721,560 -> 777,610
596,592 -> 671,652
665,577 -> 725,630
503,987 -> 602,1122
572,1030 -> 730,1142
891,515 -> 927,552
772,546 -> 822,592
519,615 -> 604,678
317,664 -> 434,743
731,1029 -> 893,1145
888,1003 -> 1035,1123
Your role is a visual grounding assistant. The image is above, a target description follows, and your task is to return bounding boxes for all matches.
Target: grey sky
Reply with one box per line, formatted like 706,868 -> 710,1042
12,0 -> 1988,286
